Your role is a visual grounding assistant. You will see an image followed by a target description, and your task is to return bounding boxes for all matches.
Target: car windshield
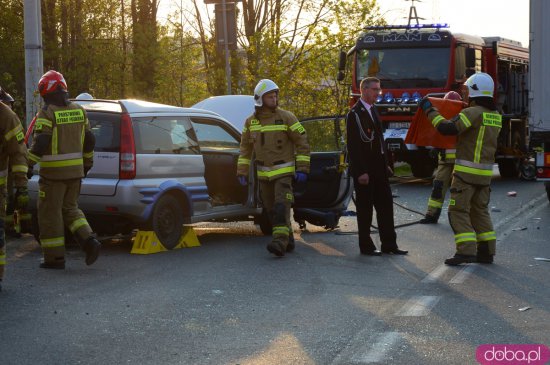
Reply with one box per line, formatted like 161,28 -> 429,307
356,47 -> 451,88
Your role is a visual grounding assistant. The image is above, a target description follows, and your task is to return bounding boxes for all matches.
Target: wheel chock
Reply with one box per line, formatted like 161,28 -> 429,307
131,227 -> 200,254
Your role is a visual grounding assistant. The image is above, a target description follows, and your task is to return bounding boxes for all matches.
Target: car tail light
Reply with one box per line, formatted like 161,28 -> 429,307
119,113 -> 136,179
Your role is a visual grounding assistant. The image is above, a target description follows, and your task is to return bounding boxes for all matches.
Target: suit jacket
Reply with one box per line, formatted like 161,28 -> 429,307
346,100 -> 389,180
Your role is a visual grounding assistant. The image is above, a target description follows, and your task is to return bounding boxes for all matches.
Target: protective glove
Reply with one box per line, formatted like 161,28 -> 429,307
15,187 -> 29,210
418,96 -> 433,113
237,175 -> 247,186
84,165 -> 91,177
27,167 -> 34,180
294,172 -> 307,183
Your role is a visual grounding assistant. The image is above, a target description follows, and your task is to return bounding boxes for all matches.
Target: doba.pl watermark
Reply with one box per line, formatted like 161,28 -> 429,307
476,344 -> 550,364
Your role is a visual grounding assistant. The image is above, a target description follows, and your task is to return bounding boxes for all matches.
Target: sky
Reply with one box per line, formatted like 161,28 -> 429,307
159,0 -> 530,48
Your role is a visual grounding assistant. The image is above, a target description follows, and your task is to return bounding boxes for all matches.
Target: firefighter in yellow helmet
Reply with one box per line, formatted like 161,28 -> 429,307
28,70 -> 100,269
0,86 -> 28,291
237,79 -> 310,257
419,73 -> 500,265
420,91 -> 463,224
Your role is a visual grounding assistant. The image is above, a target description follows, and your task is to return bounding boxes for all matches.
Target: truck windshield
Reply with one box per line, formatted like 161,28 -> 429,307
356,47 -> 450,88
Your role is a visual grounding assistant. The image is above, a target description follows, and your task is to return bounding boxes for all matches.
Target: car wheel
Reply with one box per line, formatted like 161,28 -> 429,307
147,194 -> 184,249
257,208 -> 272,236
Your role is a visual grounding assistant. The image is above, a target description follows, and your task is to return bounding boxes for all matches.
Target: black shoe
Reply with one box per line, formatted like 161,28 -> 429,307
267,241 -> 285,257
444,254 -> 476,266
476,254 -> 494,264
382,248 -> 408,255
419,215 -> 438,224
361,250 -> 382,256
83,236 -> 101,266
39,261 -> 65,270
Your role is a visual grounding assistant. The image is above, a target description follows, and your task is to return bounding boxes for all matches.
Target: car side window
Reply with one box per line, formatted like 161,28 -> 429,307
190,118 -> 240,151
89,113 -> 120,152
133,116 -> 199,154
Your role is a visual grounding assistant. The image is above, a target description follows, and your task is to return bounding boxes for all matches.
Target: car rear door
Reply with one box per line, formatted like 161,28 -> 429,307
293,116 -> 352,229
80,112 -> 120,196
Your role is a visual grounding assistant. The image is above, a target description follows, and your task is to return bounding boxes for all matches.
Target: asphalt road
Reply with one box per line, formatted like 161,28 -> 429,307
1,173 -> 549,365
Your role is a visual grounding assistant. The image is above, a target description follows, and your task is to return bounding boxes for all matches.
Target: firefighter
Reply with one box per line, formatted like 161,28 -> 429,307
420,91 -> 463,224
419,73 -> 500,265
237,79 -> 310,257
0,86 -> 28,290
28,70 -> 100,269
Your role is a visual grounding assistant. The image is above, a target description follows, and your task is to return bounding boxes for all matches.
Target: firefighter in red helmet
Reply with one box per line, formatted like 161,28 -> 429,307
28,70 -> 100,269
0,85 -> 28,290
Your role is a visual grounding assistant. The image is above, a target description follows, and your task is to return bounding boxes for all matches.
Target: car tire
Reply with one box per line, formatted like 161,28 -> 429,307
257,208 -> 272,236
147,194 -> 184,249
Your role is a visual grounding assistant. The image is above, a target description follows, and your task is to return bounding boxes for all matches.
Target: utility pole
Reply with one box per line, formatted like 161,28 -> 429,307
221,0 -> 231,94
23,0 -> 44,128
205,0 -> 239,95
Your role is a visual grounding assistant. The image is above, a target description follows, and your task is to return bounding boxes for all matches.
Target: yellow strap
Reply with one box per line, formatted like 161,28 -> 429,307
428,198 -> 443,208
257,166 -> 295,179
477,231 -> 496,241
459,113 -> 472,128
454,164 -> 493,176
40,158 -> 84,168
431,115 -> 445,127
40,236 -> 65,248
289,122 -> 305,134
295,155 -> 310,162
238,157 -> 251,165
4,124 -> 23,141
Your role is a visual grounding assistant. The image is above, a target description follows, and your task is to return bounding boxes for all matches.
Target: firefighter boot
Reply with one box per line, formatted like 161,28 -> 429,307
267,237 -> 287,257
83,236 -> 101,266
444,254 -> 476,266
39,257 -> 66,270
286,232 -> 295,253
420,209 -> 440,224
476,242 -> 494,264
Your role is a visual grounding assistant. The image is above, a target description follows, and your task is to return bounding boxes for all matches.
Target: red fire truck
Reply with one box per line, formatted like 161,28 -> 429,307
337,23 -> 529,178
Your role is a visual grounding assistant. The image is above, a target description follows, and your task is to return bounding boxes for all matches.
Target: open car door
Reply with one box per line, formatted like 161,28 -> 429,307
293,116 -> 353,230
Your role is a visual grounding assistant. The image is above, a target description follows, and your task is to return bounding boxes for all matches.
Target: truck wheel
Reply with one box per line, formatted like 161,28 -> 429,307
497,159 -> 520,178
146,194 -> 184,249
256,208 -> 272,236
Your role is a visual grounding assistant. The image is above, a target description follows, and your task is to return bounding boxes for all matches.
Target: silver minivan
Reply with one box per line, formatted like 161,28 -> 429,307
27,99 -> 353,248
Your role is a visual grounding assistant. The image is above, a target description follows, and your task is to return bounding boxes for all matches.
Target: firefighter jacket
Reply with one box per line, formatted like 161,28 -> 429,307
237,107 -> 310,181
428,104 -> 501,186
0,102 -> 28,189
28,102 -> 94,180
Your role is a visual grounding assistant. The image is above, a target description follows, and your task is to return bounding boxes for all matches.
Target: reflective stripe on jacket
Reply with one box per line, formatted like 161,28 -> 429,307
238,107 -> 310,181
29,102 -> 93,180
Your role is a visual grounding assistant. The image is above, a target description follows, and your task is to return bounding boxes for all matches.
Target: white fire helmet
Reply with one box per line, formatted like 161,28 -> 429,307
253,79 -> 279,107
464,72 -> 494,98
76,92 -> 94,100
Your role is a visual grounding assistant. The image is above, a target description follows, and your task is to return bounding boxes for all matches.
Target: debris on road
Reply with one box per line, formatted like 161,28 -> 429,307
534,257 -> 550,262
491,207 -> 501,212
507,191 -> 517,197
512,227 -> 528,231
518,306 -> 531,312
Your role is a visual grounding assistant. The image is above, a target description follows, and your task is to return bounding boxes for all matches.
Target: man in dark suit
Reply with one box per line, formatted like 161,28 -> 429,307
346,77 -> 408,256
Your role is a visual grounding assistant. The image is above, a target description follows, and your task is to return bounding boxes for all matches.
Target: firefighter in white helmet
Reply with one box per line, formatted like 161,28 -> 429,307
0,86 -> 28,291
237,79 -> 310,257
419,72 -> 500,265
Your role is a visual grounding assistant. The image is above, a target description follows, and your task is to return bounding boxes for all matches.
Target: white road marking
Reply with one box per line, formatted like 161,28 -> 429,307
351,331 -> 401,364
331,331 -> 402,365
395,295 -> 441,316
421,264 -> 449,283
449,264 -> 477,284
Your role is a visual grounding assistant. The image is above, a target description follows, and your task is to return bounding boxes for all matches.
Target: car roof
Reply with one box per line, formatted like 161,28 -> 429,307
74,99 -> 223,118
192,95 -> 255,131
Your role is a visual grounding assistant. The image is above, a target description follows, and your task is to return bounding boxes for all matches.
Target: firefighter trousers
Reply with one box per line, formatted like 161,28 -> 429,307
38,177 -> 93,264
259,176 -> 293,247
425,161 -> 454,218
448,177 -> 496,256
